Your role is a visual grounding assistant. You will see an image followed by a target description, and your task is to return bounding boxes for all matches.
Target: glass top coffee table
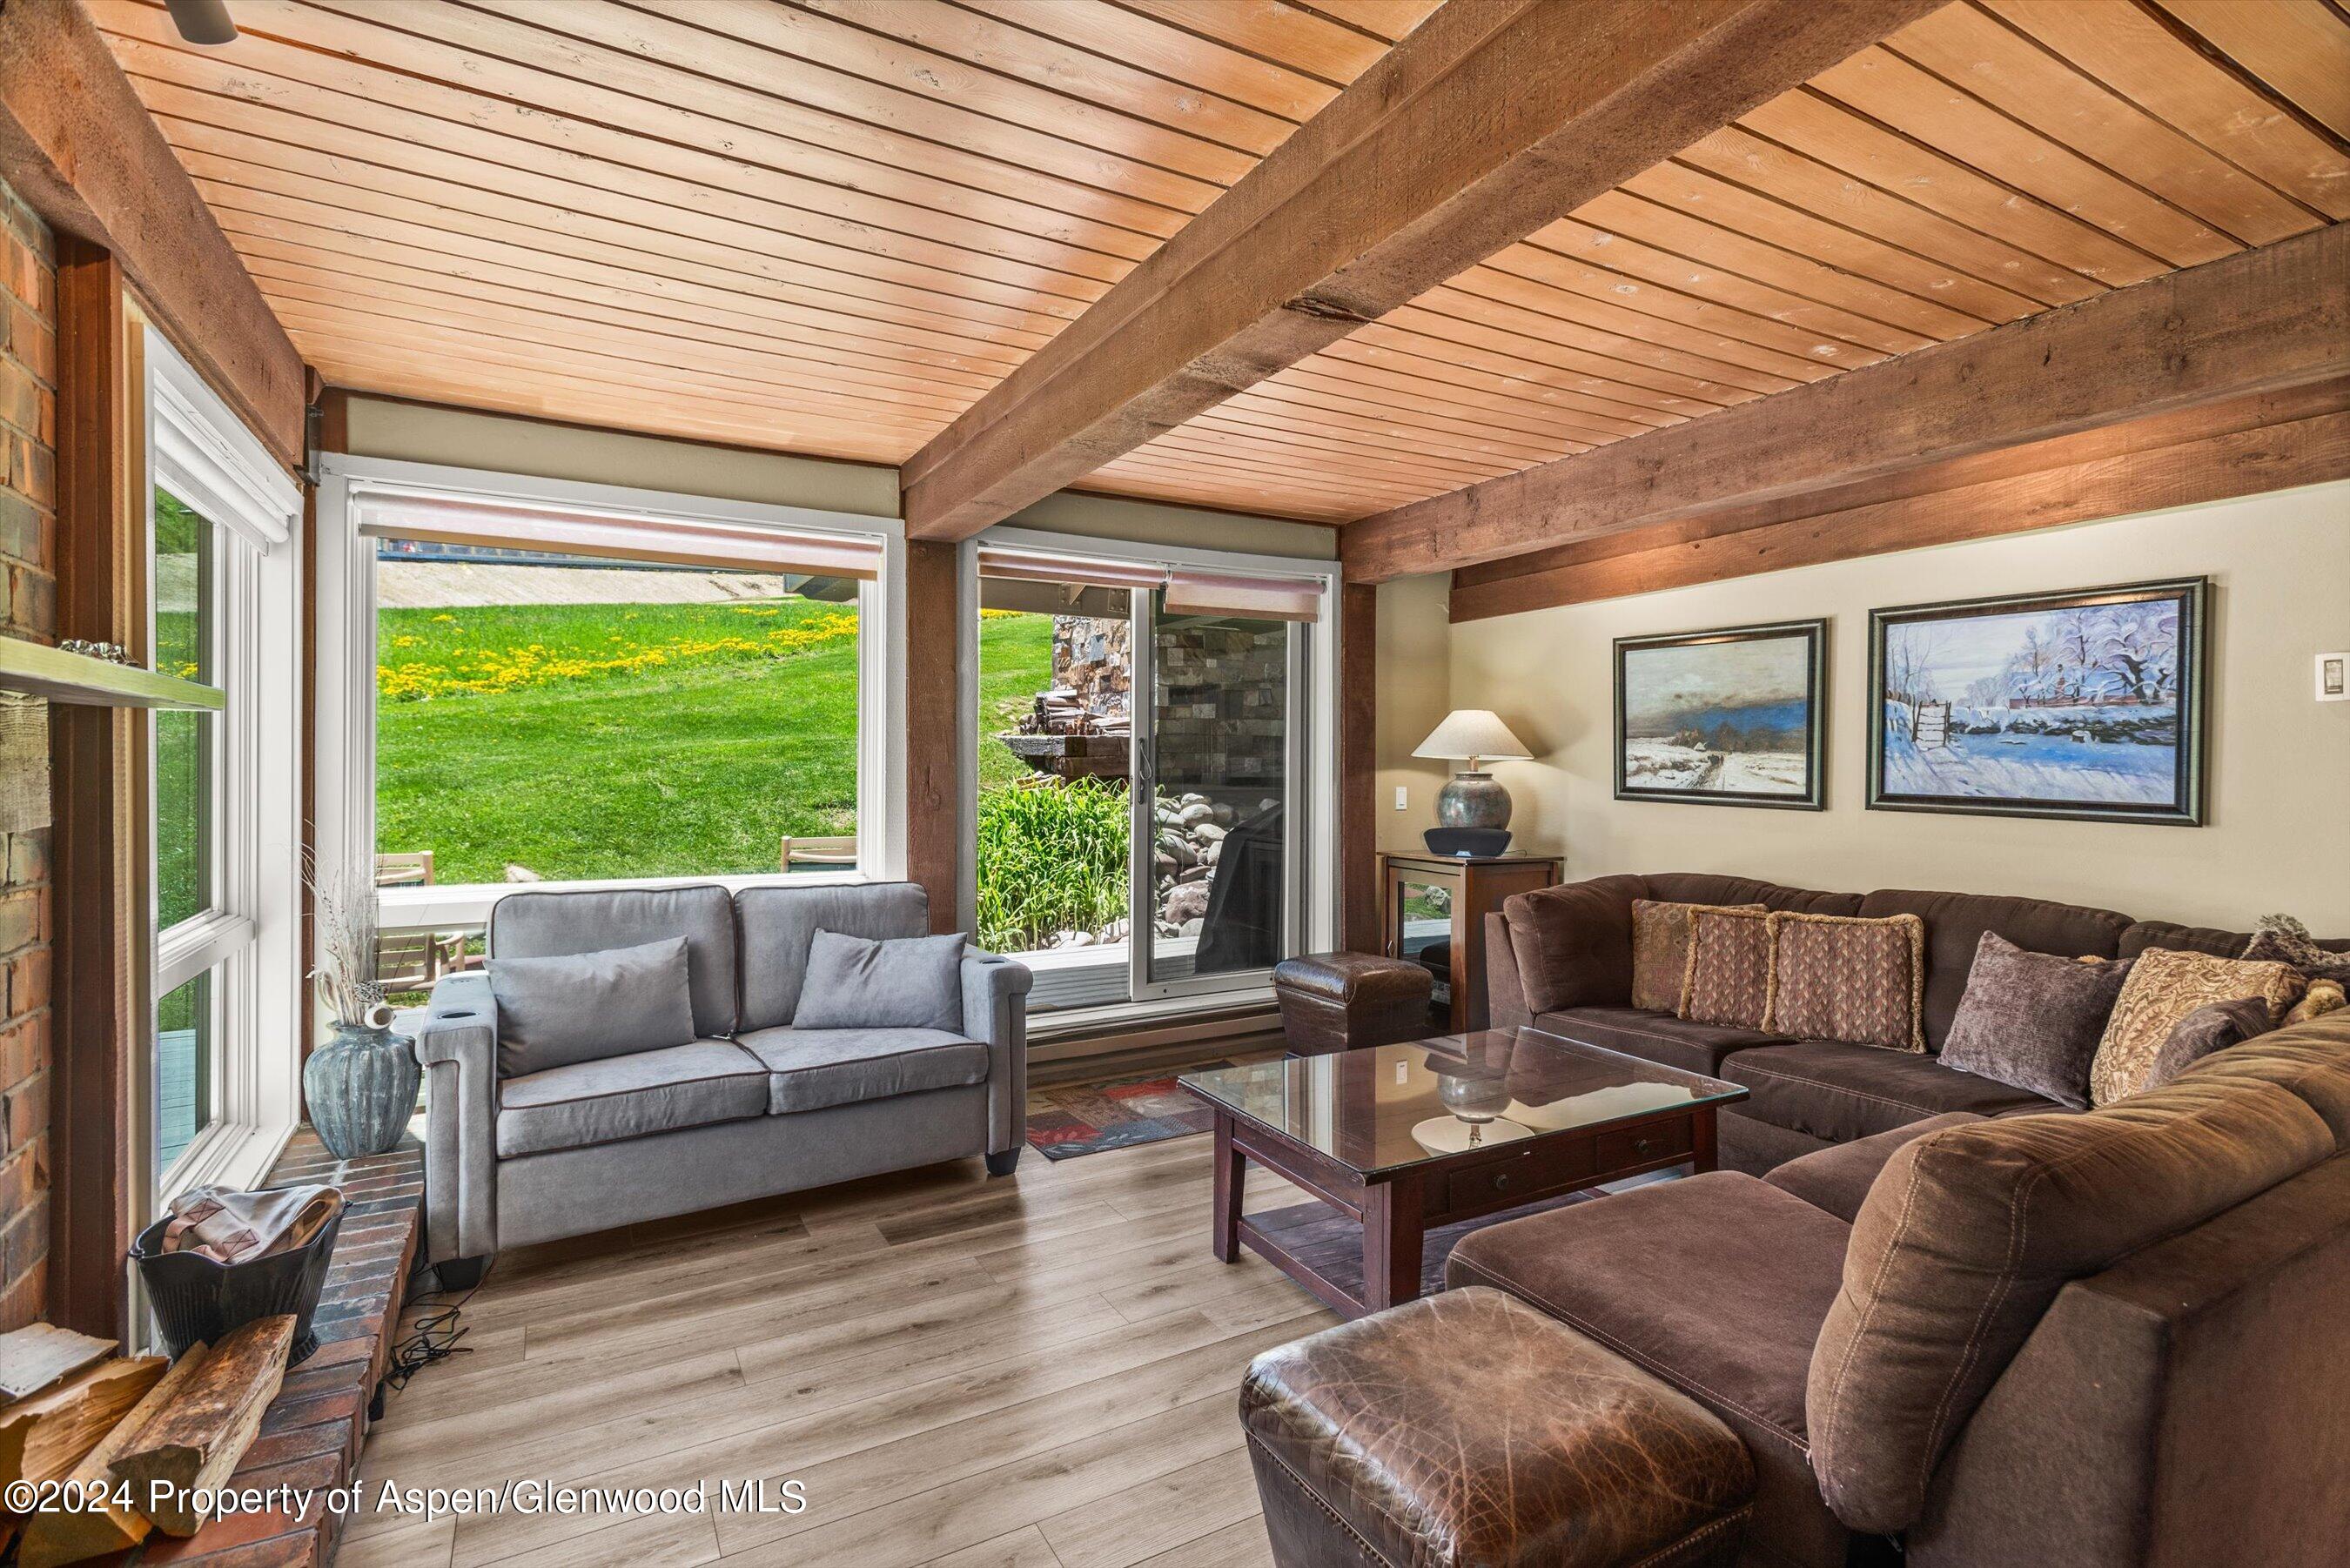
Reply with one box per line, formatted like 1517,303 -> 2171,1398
1179,1029 -> 1747,1318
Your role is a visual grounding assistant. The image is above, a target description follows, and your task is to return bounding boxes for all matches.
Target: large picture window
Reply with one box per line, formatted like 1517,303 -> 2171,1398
315,461 -> 903,977
372,544 -> 861,892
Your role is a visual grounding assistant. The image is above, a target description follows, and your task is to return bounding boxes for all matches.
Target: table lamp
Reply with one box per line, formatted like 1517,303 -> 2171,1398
1412,708 -> 1531,856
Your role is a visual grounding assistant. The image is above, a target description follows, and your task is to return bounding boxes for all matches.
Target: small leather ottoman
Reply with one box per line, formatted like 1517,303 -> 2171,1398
1241,1288 -> 1754,1568
1273,952 -> 1434,1055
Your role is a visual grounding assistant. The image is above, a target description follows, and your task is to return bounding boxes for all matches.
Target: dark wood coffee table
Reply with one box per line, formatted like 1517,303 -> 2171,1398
1179,1029 -> 1747,1318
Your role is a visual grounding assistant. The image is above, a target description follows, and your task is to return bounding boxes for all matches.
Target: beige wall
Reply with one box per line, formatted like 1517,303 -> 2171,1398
1375,574 -> 1454,852
1004,489 -> 1338,560
343,396 -> 902,517
1439,481 -> 2350,931
340,397 -> 1338,561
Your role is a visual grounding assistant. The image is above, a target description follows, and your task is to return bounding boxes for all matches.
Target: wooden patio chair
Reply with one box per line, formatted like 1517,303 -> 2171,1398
375,850 -> 434,887
780,834 -> 858,871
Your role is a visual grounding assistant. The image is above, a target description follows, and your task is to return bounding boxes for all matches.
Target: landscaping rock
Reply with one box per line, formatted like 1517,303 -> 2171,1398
1178,802 -> 1215,827
1191,822 -> 1225,844
1162,881 -> 1212,925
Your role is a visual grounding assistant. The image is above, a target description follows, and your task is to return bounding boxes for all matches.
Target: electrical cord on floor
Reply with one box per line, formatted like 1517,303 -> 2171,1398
383,1275 -> 479,1392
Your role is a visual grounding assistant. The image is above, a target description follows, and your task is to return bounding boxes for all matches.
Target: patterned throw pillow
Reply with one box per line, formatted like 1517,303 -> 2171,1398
1682,908 -> 1776,1030
2089,948 -> 2308,1108
1768,912 -> 1928,1052
1629,900 -> 1767,1015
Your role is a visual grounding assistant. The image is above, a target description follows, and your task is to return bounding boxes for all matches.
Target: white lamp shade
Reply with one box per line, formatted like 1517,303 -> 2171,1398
1412,709 -> 1531,762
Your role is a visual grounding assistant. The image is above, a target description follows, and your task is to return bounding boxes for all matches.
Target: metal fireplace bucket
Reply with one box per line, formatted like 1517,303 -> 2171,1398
130,1201 -> 344,1365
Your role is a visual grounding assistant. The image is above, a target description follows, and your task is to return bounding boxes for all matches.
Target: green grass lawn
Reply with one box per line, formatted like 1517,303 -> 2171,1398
376,596 -> 1056,885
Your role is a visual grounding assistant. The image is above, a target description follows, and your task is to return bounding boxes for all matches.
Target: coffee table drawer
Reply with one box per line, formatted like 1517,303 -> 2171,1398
1596,1116 -> 1692,1171
1444,1138 -> 1597,1211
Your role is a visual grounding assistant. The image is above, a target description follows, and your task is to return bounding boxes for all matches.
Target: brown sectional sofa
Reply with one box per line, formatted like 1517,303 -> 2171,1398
1239,881 -> 2350,1568
1483,871 -> 2344,1172
1247,1011 -> 2350,1568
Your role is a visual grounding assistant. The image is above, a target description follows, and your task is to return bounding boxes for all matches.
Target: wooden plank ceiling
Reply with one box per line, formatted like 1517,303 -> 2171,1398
99,0 -> 2350,526
91,0 -> 1445,483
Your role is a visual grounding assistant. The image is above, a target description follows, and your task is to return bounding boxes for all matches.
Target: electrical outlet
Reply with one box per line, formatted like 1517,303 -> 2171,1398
1394,785 -> 1408,810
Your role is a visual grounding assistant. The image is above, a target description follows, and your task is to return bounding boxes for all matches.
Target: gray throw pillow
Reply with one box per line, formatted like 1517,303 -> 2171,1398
2142,996 -> 2274,1094
793,929 -> 966,1033
487,935 -> 697,1078
1939,932 -> 2131,1111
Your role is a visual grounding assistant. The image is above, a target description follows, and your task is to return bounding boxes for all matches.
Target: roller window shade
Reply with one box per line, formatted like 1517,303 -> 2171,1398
975,546 -> 1166,593
354,492 -> 884,579
1163,569 -> 1321,622
977,546 -> 1325,621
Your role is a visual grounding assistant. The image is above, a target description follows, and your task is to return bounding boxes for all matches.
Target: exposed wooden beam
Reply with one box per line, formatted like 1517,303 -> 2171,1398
900,0 -> 1941,541
0,0 -> 304,468
1449,382 -> 2350,619
1346,223 -> 2350,582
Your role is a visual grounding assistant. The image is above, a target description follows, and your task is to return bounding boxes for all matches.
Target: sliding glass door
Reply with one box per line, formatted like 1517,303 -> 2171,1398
1131,591 -> 1306,1000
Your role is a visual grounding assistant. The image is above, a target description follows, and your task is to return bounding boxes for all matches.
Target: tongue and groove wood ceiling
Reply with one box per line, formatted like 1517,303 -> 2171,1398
97,0 -> 2350,526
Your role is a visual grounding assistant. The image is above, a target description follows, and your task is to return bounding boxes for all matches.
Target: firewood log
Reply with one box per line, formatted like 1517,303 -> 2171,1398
104,1316 -> 295,1538
0,1357 -> 168,1487
0,1326 -> 114,1404
15,1346 -> 208,1568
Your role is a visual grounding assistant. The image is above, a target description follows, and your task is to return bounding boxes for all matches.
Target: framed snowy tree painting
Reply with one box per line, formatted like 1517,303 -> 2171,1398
1867,578 -> 2209,825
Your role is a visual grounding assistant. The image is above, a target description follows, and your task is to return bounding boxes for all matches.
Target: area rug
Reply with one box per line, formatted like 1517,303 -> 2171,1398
1025,1062 -> 1233,1161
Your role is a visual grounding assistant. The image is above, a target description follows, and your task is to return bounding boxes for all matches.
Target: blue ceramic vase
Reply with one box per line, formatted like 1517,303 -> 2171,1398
304,1023 -> 420,1158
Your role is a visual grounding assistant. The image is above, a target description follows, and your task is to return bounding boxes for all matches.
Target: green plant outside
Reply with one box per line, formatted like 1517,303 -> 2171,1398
155,489 -> 211,932
373,593 -> 1125,955
375,595 -> 1061,887
974,776 -> 1130,954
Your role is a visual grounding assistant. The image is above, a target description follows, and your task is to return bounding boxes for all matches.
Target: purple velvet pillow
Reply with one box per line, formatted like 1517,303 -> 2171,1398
2141,995 -> 2275,1094
1939,932 -> 2131,1111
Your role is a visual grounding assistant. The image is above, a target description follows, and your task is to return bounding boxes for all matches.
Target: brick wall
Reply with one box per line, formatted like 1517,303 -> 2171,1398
0,177 -> 57,1331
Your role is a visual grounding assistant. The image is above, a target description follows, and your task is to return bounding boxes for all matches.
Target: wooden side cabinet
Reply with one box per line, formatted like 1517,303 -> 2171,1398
1379,853 -> 1563,1032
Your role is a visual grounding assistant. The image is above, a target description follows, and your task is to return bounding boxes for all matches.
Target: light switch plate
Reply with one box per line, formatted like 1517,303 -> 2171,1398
2320,652 -> 2348,702
1394,785 -> 1409,809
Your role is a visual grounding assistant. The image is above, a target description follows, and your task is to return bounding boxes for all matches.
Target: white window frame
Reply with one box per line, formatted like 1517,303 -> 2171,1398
960,525 -> 1340,1015
140,332 -> 304,1206
313,454 -> 906,940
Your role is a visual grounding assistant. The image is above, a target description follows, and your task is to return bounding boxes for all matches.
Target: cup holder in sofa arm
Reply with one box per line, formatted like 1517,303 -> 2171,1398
1240,1286 -> 1755,1567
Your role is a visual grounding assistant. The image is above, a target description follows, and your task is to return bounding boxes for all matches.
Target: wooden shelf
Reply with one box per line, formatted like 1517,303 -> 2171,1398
0,640 -> 224,710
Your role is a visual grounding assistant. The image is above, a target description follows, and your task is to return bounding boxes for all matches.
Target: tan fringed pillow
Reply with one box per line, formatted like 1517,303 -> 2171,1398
2286,979 -> 2347,1026
2089,948 -> 2307,1108
1630,900 -> 1766,1015
1682,907 -> 1776,1029
1767,911 -> 1928,1052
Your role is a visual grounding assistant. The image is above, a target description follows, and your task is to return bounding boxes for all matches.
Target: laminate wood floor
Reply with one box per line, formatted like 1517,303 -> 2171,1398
347,1122 -> 1333,1568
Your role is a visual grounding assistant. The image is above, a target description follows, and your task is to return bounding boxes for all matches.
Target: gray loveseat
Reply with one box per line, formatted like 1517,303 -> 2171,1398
415,881 -> 1031,1284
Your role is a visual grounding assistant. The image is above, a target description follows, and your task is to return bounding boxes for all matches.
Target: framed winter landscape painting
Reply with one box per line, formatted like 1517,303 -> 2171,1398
1867,578 -> 2208,825
1615,620 -> 1826,809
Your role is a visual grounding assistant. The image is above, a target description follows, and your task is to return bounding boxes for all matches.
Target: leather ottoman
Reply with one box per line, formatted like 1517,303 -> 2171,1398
1241,1287 -> 1754,1567
1273,952 -> 1434,1055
